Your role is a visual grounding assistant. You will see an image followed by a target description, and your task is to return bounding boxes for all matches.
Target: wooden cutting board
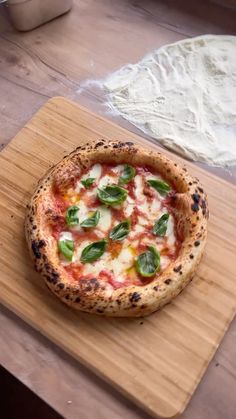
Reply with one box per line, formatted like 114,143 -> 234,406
1,97 -> 236,419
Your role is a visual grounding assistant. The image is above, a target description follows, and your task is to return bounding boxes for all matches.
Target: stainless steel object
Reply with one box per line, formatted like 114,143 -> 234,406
4,0 -> 73,31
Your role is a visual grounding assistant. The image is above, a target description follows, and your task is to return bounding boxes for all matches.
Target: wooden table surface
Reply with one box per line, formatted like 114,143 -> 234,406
1,1 -> 236,418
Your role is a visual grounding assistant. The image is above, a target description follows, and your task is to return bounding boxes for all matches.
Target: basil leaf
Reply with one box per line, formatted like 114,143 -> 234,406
109,220 -> 131,241
81,177 -> 95,189
119,164 -> 136,185
80,239 -> 107,263
66,205 -> 79,226
97,185 -> 128,206
147,179 -> 171,196
153,213 -> 169,236
135,246 -> 160,277
80,210 -> 100,228
58,239 -> 74,261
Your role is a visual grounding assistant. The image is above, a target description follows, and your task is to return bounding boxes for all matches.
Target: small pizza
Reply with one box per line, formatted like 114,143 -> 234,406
25,140 -> 208,317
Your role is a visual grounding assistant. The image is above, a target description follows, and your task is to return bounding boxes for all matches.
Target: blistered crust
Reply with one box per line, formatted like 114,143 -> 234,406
25,140 -> 208,317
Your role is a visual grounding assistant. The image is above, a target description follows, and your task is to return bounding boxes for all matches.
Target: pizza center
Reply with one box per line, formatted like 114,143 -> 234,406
52,163 -> 181,289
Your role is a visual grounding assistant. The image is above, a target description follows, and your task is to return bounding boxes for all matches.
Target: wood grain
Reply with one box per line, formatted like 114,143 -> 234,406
1,97 -> 236,418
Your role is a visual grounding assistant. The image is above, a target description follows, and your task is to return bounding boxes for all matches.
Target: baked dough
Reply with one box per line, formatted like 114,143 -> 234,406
25,140 -> 208,317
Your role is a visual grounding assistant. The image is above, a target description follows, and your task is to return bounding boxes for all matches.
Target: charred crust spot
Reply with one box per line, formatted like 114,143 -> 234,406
31,240 -> 45,259
196,216 -> 200,220
113,141 -> 134,149
38,240 -> 46,248
29,216 -> 33,223
189,254 -> 194,259
166,168 -> 171,173
65,295 -> 70,300
192,193 -> 200,203
130,292 -> 141,302
116,299 -> 121,305
164,278 -> 172,285
173,265 -> 182,273
198,187 -> 204,193
201,199 -> 207,216
191,203 -> 199,212
141,304 -> 147,309
80,278 -> 99,292
32,225 -> 37,230
97,309 -> 104,313
131,304 -> 137,308
194,240 -> 200,246
57,283 -> 65,289
183,167 -> 187,172
75,297 -> 81,303
174,163 -> 177,167
188,182 -> 192,186
179,271 -> 183,275
153,286 -> 159,291
95,141 -> 105,148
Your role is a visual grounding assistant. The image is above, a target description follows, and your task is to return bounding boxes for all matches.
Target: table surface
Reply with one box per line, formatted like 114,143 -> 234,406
1,1 -> 236,418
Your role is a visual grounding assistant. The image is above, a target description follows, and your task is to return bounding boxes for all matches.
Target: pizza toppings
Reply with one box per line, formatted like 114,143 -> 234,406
66,205 -> 79,226
25,140 -> 208,317
109,220 -> 131,241
136,246 -> 160,278
58,239 -> 74,261
119,164 -> 136,185
147,179 -> 171,196
97,185 -> 128,205
80,239 -> 108,263
153,213 -> 169,236
81,178 -> 95,189
52,163 -> 180,289
80,210 -> 100,228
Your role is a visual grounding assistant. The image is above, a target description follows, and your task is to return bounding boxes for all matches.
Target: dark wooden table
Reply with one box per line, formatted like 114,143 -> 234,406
1,1 -> 236,418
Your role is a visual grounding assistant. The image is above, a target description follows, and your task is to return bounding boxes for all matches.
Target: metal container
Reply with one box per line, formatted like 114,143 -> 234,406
5,0 -> 73,31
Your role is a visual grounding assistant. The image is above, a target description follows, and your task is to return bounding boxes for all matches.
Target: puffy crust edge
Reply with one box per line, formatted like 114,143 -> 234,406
25,139 -> 208,317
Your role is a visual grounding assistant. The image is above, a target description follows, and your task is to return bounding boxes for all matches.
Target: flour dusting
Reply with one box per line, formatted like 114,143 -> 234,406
102,35 -> 236,167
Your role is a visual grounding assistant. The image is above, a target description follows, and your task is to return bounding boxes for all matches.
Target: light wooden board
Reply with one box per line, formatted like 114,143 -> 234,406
1,97 -> 236,419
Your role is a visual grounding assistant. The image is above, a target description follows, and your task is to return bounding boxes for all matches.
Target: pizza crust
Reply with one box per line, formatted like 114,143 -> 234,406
25,140 -> 208,317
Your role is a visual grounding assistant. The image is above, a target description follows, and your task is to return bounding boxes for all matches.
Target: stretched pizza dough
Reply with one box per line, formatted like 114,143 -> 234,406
103,35 -> 236,167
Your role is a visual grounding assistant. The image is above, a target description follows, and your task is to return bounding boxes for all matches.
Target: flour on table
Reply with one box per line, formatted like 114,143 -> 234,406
102,35 -> 236,167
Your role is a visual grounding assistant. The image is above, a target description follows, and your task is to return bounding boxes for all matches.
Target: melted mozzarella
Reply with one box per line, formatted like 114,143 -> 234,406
89,163 -> 102,179
75,163 -> 102,192
134,174 -> 144,201
98,174 -> 116,188
98,206 -> 112,232
59,231 -> 73,241
72,201 -> 90,231
112,164 -> 125,175
160,255 -> 171,270
138,215 -> 148,226
110,247 -> 134,282
123,196 -> 135,217
73,240 -> 91,262
166,214 -> 175,247
129,224 -> 146,238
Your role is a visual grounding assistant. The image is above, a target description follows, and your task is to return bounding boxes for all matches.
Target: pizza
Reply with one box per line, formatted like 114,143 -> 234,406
25,140 -> 208,317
